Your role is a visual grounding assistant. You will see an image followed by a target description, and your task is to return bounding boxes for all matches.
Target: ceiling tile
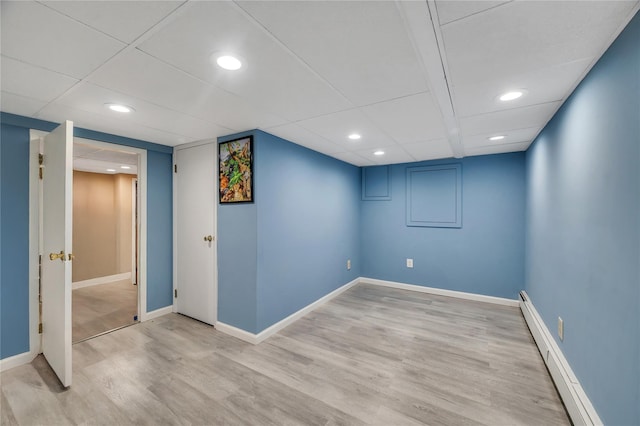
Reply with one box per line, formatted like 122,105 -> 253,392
73,158 -> 137,175
81,149 -> 138,165
41,1 -> 183,44
453,58 -> 593,117
329,152 -> 375,167
465,142 -> 530,157
1,56 -> 79,102
1,92 -> 49,117
263,124 -> 344,155
237,1 -> 428,106
73,143 -> 103,158
442,1 -> 637,85
88,49 -> 285,131
1,1 -> 125,79
459,102 -> 561,137
402,139 -> 454,162
354,145 -> 415,165
37,102 -> 190,146
436,1 -> 510,26
361,92 -> 447,145
54,82 -> 232,142
463,127 -> 540,149
137,1 -> 351,121
295,108 -> 396,150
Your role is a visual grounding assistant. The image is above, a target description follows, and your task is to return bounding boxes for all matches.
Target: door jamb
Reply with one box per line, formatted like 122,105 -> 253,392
28,136 -> 43,356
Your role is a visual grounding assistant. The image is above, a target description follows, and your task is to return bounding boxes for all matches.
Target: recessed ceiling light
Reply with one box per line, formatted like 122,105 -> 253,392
120,165 -> 131,169
106,168 -> 116,172
105,103 -> 134,113
348,133 -> 361,140
216,55 -> 242,71
489,135 -> 505,141
499,90 -> 524,102
373,150 -> 385,156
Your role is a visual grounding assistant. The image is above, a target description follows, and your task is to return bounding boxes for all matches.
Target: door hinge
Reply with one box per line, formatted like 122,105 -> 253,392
39,323 -> 43,334
174,164 -> 177,173
174,289 -> 178,298
39,154 -> 44,180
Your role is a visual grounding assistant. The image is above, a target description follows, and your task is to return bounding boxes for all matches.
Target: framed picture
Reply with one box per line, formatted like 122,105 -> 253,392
219,136 -> 254,203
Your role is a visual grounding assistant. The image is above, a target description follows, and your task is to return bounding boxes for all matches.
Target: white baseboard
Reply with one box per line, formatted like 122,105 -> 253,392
0,350 -> 37,373
72,272 -> 132,290
216,278 -> 360,344
360,277 -> 520,307
215,322 -> 259,344
519,291 -> 602,426
142,306 -> 173,321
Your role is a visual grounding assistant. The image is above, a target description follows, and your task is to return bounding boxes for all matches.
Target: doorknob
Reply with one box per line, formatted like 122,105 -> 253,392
204,235 -> 214,242
49,250 -> 65,261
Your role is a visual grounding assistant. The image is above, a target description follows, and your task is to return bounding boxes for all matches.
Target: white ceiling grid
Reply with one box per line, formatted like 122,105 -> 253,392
1,0 -> 638,166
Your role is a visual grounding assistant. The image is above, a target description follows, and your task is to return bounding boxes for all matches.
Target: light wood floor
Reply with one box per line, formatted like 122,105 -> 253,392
72,279 -> 138,342
1,284 -> 570,425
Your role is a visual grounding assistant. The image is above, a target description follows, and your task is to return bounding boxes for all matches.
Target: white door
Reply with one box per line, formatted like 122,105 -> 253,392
41,121 -> 73,387
175,143 -> 217,325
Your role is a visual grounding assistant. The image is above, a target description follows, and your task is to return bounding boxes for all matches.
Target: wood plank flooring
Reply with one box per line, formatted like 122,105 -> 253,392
72,279 -> 137,342
1,284 -> 570,425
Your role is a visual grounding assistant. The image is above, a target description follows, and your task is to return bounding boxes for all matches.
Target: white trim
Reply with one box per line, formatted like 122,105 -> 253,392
29,137 -> 42,358
144,306 -> 173,321
360,277 -> 520,307
72,272 -> 132,289
137,149 -> 148,321
215,322 -> 258,344
216,278 -> 360,344
0,351 -> 37,373
131,178 -> 137,285
519,291 -> 602,426
172,149 -> 177,314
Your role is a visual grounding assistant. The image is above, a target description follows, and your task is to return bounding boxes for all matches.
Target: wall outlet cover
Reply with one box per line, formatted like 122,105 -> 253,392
347,259 -> 351,270
406,258 -> 414,268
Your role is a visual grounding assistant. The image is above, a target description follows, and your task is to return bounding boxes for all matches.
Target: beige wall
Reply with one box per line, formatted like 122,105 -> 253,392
73,171 -> 136,282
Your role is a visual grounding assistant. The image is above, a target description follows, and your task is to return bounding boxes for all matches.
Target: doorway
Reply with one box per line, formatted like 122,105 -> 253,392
71,142 -> 139,342
28,126 -> 149,387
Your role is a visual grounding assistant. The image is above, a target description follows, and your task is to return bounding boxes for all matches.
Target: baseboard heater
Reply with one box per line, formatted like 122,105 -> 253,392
519,291 -> 602,426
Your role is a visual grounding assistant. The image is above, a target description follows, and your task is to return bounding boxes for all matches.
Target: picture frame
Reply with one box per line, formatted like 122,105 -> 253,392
219,136 -> 254,203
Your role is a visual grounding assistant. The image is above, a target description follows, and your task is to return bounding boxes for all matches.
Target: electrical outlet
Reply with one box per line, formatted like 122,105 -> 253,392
406,258 -> 413,268
347,259 -> 351,270
558,317 -> 564,341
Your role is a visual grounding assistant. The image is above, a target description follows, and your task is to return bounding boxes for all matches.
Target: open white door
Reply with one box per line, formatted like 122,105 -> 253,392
175,143 -> 217,325
41,121 -> 73,387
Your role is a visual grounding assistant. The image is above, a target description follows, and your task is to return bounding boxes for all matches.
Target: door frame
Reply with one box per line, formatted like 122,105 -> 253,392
172,139 -> 218,321
28,132 -> 149,355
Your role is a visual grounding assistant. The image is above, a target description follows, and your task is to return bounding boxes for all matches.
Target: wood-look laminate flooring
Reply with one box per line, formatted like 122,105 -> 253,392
72,279 -> 138,342
1,284 -> 570,425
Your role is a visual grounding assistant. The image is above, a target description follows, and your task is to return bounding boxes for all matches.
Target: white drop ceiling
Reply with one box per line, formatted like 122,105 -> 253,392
2,1 -> 638,166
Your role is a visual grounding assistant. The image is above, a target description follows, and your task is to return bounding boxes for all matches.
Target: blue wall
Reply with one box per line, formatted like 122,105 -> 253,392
217,130 -> 361,333
0,124 -> 31,359
525,12 -> 639,426
361,153 -> 526,299
0,113 -> 173,359
146,150 -> 174,311
218,131 -> 258,333
255,131 -> 361,331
